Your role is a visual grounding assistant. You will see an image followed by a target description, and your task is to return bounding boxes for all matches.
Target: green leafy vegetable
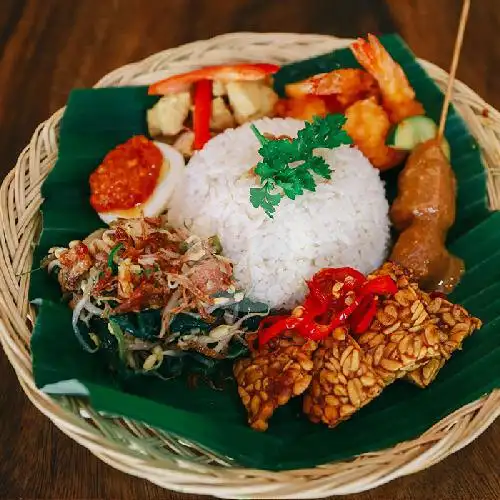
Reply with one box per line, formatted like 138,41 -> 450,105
250,114 -> 352,217
107,243 -> 124,274
82,294 -> 269,383
110,309 -> 213,340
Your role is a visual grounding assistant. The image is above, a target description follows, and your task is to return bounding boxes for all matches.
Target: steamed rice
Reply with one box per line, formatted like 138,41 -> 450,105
168,118 -> 390,309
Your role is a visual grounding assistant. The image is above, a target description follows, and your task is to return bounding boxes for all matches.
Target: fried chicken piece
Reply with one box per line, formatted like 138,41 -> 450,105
303,328 -> 385,427
357,262 -> 482,385
233,331 -> 317,431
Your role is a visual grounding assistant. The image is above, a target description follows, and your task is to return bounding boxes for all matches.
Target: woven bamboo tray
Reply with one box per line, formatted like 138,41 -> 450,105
1,32 -> 500,498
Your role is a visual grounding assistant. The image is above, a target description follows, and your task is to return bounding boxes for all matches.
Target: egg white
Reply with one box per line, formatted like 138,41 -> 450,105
97,141 -> 185,224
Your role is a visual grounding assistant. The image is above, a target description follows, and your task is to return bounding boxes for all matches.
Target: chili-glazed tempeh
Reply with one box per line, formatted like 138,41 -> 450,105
233,332 -> 317,431
303,328 -> 385,427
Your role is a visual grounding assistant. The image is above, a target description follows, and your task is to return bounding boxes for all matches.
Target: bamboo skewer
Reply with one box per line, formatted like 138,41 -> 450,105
437,0 -> 471,140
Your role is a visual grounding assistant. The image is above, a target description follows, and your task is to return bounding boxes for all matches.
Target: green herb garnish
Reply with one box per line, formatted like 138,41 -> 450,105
250,114 -> 352,217
107,243 -> 124,274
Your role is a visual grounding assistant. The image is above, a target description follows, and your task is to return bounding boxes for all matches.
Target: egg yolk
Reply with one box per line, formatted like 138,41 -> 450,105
89,135 -> 163,213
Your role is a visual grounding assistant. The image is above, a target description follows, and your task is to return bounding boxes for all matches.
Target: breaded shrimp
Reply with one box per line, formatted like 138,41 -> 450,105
351,34 -> 424,123
344,97 -> 405,170
274,95 -> 328,122
285,68 -> 378,109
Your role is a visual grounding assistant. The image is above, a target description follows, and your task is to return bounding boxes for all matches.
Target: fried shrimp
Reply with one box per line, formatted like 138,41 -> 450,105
344,97 -> 405,170
351,34 -> 424,123
285,68 -> 378,108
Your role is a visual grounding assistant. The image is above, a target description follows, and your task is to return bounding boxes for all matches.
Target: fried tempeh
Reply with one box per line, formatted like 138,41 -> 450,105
303,328 -> 385,427
233,332 -> 317,431
357,262 -> 482,385
405,358 -> 445,388
405,299 -> 477,388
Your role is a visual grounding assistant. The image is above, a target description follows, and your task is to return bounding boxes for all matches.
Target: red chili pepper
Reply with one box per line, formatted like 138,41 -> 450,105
148,63 -> 280,95
306,267 -> 366,314
311,267 -> 366,288
296,315 -> 330,340
193,80 -> 212,150
257,315 -> 299,347
258,268 -> 397,347
297,297 -> 362,342
329,298 -> 361,329
350,295 -> 378,334
359,275 -> 397,297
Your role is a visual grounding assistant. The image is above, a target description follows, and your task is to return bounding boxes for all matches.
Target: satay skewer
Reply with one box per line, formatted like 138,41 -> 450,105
437,0 -> 471,141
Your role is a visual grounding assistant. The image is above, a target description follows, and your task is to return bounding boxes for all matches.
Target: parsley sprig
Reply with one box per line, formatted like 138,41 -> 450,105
249,114 -> 352,217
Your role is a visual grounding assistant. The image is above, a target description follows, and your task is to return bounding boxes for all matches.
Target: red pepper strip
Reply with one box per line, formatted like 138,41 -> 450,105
310,267 -> 366,289
303,289 -> 329,317
193,80 -> 212,150
297,297 -> 362,341
258,271 -> 397,346
329,298 -> 361,329
295,314 -> 330,341
359,275 -> 398,297
350,295 -> 378,334
257,315 -> 300,347
148,63 -> 280,95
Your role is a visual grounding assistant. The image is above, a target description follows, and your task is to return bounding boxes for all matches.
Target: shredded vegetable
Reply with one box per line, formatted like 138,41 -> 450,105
42,216 -> 262,379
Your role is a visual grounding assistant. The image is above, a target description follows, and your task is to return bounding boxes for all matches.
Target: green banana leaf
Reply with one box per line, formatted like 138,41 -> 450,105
30,34 -> 500,470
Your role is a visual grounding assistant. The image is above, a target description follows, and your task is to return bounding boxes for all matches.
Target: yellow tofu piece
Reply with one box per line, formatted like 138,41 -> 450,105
147,92 -> 191,137
212,80 -> 227,97
173,130 -> 195,158
226,81 -> 278,125
210,97 -> 235,131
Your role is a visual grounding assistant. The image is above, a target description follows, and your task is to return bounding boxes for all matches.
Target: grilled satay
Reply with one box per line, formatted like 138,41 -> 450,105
233,332 -> 317,431
357,263 -> 481,385
390,139 -> 464,293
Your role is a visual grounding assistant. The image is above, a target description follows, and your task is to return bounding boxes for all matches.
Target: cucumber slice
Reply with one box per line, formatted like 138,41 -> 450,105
386,115 -> 450,159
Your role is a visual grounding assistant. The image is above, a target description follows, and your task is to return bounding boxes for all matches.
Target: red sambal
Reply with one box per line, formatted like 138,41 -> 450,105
89,136 -> 163,213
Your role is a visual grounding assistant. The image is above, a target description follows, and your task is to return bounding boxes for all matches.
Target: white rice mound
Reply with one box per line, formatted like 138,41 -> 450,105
168,118 -> 390,310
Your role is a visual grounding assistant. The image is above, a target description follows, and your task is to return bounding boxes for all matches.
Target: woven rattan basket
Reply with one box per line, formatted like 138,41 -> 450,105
1,33 -> 500,498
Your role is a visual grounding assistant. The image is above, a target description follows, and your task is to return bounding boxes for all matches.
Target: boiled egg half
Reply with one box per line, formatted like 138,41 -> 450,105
89,136 -> 184,224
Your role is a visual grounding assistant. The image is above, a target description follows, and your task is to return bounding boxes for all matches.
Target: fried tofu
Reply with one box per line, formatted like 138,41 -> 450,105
147,91 -> 192,137
226,81 -> 278,125
210,97 -> 235,131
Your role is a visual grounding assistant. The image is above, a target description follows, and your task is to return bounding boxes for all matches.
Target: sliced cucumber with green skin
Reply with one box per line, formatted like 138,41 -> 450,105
386,115 -> 451,159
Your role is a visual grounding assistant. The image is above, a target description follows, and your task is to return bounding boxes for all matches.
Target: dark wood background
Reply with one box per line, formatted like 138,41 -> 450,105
1,0 -> 499,498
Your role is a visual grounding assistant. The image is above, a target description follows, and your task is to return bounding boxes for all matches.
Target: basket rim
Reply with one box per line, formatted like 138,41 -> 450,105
0,31 -> 499,498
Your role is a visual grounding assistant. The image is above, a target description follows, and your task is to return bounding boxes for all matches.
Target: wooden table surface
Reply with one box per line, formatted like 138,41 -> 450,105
1,1 -> 499,498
